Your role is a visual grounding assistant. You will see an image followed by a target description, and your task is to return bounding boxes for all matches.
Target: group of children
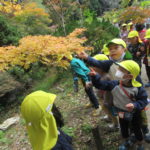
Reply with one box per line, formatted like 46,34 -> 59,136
20,28 -> 150,150
120,23 -> 150,87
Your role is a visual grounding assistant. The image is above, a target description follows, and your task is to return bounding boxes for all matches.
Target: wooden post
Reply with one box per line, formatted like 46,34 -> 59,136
92,126 -> 104,150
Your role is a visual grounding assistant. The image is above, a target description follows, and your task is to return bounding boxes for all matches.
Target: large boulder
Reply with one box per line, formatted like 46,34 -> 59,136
0,72 -> 22,104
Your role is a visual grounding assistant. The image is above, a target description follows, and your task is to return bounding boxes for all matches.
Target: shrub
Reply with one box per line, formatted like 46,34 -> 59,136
0,15 -> 22,46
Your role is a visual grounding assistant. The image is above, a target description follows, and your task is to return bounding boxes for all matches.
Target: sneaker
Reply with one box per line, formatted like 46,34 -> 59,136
129,135 -> 137,145
85,103 -> 93,108
92,106 -> 102,116
119,145 -> 128,150
107,124 -> 119,132
144,82 -> 150,88
119,137 -> 135,150
136,144 -> 144,150
100,115 -> 110,122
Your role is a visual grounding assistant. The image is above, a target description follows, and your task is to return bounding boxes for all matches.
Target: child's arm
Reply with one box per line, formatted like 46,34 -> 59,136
131,87 -> 148,110
78,52 -> 113,72
86,57 -> 113,73
91,73 -> 119,91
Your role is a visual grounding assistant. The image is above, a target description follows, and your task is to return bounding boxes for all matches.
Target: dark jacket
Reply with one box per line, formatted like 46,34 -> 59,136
128,42 -> 145,65
86,56 -> 143,84
86,51 -> 132,73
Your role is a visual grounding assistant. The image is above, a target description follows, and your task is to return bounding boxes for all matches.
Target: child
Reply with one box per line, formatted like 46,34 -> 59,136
143,28 -> 150,87
120,24 -> 128,43
128,22 -> 134,32
128,30 -> 145,68
92,54 -> 119,130
135,23 -> 146,42
62,54 -> 101,116
21,91 -> 73,150
101,44 -> 110,56
90,60 -> 148,150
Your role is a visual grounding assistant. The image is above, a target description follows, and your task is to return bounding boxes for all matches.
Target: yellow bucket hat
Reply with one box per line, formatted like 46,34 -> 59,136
101,44 -> 110,55
117,60 -> 142,87
93,54 -> 109,61
107,38 -> 127,48
21,91 -> 58,150
128,31 -> 142,43
145,28 -> 150,39
122,23 -> 127,27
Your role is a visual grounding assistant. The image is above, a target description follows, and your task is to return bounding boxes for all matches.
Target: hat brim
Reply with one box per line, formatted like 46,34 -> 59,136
128,36 -> 142,43
145,36 -> 150,39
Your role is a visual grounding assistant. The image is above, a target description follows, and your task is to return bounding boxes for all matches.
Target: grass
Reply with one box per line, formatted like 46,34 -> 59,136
31,68 -> 62,92
0,131 -> 10,145
62,126 -> 76,137
81,123 -> 93,134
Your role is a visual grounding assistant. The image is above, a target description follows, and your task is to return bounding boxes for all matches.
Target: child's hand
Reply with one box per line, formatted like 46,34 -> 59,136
89,67 -> 96,76
136,51 -> 141,57
125,103 -> 134,112
85,81 -> 92,89
77,51 -> 88,59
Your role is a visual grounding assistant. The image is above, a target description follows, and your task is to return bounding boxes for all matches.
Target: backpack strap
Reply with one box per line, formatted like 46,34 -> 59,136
119,81 -> 135,101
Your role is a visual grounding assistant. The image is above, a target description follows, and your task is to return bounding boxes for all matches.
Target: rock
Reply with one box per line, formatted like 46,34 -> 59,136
0,116 -> 20,131
0,72 -> 22,104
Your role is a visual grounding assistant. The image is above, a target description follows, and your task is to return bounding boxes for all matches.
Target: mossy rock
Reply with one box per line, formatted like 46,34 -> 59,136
0,72 -> 22,103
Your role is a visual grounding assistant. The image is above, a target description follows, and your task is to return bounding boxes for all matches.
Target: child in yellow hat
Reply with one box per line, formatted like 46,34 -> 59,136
128,31 -> 145,68
89,60 -> 148,150
143,28 -> 150,87
92,54 -> 119,130
128,22 -> 134,32
120,24 -> 128,43
21,91 -> 73,150
62,55 -> 101,117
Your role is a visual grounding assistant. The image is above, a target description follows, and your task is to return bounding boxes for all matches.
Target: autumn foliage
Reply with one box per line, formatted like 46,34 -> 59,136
103,5 -> 150,24
0,1 -> 22,17
0,1 -> 49,17
119,6 -> 150,23
0,28 -> 92,71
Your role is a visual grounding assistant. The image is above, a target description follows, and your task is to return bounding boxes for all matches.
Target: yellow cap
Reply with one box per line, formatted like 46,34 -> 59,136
67,54 -> 73,60
93,54 -> 109,61
117,60 -> 142,87
145,28 -> 150,39
128,31 -> 142,43
107,39 -> 127,48
21,91 -> 58,150
101,44 -> 110,55
58,54 -> 73,61
122,23 -> 127,27
128,22 -> 133,26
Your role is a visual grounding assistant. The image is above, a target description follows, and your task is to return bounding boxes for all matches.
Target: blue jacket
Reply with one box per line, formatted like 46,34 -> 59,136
91,74 -> 148,110
70,58 -> 90,82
